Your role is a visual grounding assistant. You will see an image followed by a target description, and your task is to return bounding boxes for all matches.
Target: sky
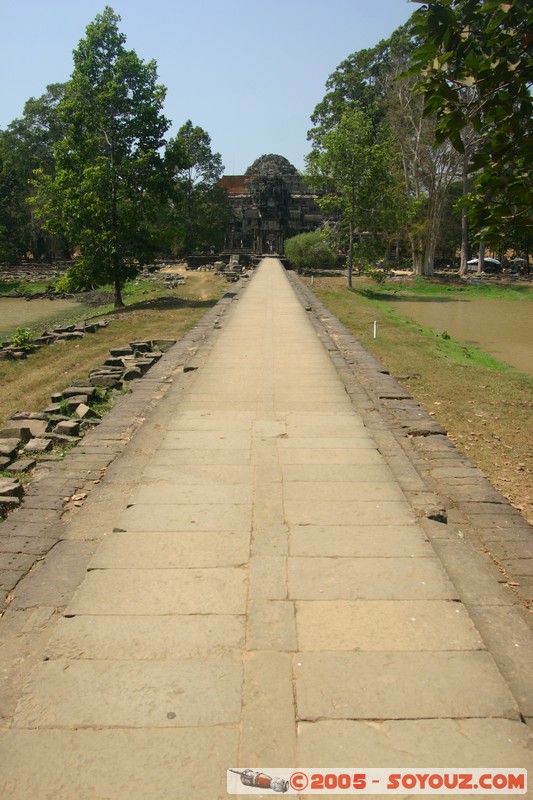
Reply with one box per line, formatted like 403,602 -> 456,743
0,0 -> 415,175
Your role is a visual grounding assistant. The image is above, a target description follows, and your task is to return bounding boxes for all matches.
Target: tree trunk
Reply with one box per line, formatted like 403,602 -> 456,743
114,276 -> 125,309
459,155 -> 470,275
478,242 -> 485,274
347,221 -> 353,288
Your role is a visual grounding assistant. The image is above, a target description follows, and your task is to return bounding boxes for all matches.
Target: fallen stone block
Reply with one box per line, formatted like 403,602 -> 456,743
152,339 -> 176,352
129,340 -> 152,352
43,432 -> 81,446
0,426 -> 31,442
64,395 -> 90,411
0,480 -> 24,498
55,420 -> 81,436
33,336 -> 55,345
24,437 -> 52,454
122,367 -> 142,381
62,386 -> 97,400
74,403 -> 98,420
6,458 -> 36,473
89,374 -> 121,388
104,356 -> 127,368
133,359 -> 153,375
0,457 -> 12,469
17,412 -> 48,420
43,403 -> 62,415
0,439 -> 21,457
0,496 -> 21,515
6,416 -> 48,437
54,331 -> 85,341
110,347 -> 134,357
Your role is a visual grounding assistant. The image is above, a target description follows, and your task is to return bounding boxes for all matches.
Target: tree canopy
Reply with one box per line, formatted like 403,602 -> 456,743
165,121 -> 226,254
32,6 -> 171,306
408,0 -> 533,242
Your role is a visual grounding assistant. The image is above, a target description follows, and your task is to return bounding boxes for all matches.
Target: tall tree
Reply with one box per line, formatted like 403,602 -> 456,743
309,22 -> 462,276
0,83 -> 68,263
383,62 -> 461,274
408,0 -> 533,243
166,121 -> 226,254
306,105 -> 396,287
33,7 -> 170,307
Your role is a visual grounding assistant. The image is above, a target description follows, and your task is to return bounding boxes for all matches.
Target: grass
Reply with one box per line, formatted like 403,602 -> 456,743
307,275 -> 533,526
358,274 -> 533,302
0,271 -> 225,427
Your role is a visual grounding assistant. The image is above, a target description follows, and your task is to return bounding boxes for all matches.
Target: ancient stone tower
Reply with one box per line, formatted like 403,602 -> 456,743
218,154 -> 323,255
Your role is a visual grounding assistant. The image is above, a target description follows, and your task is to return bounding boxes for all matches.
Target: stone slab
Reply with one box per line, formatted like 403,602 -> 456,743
288,557 -> 457,600
285,413 -> 367,437
249,556 -> 287,600
0,726 -> 239,800
132,483 -> 251,505
168,412 -> 254,431
284,499 -> 416,527
151,448 -> 251,465
159,430 -> 251,449
247,600 -> 297,651
298,718 -> 533,767
90,531 -> 249,569
13,660 -> 242,727
279,436 -> 375,449
66,567 -> 247,615
141,464 -> 254,485
294,651 -> 519,720
283,481 -> 406,502
289,524 -> 432,558
240,652 -> 297,766
468,605 -> 533,717
281,463 -> 394,482
296,600 -> 483,651
10,541 -> 98,611
45,614 -> 245,661
278,447 -> 384,465
118,502 -> 252,532
432,539 -> 515,606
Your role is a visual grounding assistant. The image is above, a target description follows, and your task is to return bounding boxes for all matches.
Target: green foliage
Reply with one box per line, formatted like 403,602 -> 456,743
10,327 -> 34,351
283,231 -> 337,273
307,105 -> 398,284
0,84 -> 68,263
165,121 -> 226,254
307,23 -> 413,143
31,7 -> 171,307
408,0 -> 533,243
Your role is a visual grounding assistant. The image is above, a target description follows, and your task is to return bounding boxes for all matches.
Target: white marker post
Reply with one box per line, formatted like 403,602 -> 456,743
373,320 -> 377,339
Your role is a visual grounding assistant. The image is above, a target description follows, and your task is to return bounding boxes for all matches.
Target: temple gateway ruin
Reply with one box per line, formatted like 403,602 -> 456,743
218,154 -> 323,255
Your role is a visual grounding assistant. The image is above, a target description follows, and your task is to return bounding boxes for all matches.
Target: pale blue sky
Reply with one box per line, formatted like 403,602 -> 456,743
0,0 -> 415,174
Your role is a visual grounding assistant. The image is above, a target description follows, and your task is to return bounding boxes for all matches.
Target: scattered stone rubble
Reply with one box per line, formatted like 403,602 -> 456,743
0,337 -> 175,519
0,319 -> 109,361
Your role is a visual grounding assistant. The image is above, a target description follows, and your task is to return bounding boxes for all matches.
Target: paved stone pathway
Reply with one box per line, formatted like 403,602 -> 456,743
0,259 -> 532,798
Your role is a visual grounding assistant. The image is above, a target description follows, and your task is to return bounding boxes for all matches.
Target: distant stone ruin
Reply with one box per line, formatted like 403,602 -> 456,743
218,154 -> 323,255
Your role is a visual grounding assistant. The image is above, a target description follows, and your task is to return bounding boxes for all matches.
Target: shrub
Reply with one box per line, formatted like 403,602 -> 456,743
284,231 -> 337,273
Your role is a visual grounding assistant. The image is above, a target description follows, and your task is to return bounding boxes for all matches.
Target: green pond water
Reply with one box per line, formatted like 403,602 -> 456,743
386,296 -> 533,376
0,297 -> 83,340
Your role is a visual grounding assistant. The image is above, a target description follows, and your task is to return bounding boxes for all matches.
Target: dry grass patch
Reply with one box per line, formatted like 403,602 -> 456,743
308,275 -> 533,526
0,272 -> 225,426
